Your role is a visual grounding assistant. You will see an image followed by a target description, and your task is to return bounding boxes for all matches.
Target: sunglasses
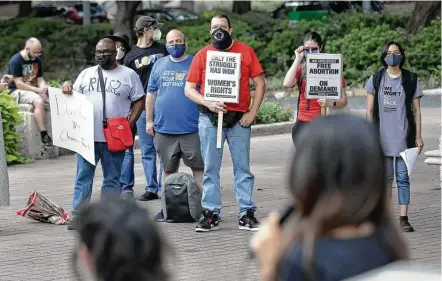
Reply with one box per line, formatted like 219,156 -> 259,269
304,47 -> 320,54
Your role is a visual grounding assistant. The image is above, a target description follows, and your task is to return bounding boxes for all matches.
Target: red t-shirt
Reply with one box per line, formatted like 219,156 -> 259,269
186,41 -> 264,112
296,66 -> 346,122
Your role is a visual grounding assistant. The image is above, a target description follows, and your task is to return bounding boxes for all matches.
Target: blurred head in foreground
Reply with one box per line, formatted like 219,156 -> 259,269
288,115 -> 408,275
73,198 -> 168,281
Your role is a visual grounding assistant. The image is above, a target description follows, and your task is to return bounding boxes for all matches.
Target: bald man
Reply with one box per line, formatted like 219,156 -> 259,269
61,38 -> 146,230
7,37 -> 52,147
145,29 -> 204,222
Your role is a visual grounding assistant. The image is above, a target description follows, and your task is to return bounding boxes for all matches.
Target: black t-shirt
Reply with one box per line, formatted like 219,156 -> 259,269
123,42 -> 168,91
279,232 -> 392,281
7,52 -> 43,91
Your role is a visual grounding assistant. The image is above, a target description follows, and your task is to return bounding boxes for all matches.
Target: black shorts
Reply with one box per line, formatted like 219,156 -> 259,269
154,132 -> 204,172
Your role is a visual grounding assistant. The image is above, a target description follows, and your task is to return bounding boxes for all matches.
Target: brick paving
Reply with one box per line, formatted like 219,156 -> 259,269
0,107 -> 440,281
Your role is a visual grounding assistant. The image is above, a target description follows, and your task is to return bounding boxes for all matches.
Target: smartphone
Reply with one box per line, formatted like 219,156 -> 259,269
279,205 -> 295,226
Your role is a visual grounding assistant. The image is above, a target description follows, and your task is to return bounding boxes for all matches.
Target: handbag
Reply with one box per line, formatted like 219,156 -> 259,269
97,67 -> 133,152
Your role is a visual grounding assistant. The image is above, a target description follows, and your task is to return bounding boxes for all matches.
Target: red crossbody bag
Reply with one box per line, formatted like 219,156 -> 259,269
97,67 -> 133,152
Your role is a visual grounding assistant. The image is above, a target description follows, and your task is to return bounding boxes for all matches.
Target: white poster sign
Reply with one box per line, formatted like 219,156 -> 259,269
306,54 -> 343,100
204,50 -> 241,103
48,87 -> 95,165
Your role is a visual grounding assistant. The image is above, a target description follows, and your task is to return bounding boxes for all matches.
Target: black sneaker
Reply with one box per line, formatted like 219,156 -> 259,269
138,191 -> 159,201
41,134 -> 53,148
195,210 -> 220,232
400,216 -> 415,232
239,209 -> 260,231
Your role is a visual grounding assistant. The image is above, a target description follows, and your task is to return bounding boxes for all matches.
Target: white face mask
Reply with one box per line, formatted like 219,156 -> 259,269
116,49 -> 125,60
153,29 -> 162,41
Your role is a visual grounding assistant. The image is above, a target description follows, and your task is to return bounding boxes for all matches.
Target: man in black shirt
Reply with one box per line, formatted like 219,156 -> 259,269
120,16 -> 168,201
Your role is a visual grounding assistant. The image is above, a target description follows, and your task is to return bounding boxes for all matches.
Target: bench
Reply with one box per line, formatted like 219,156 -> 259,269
17,104 -> 74,160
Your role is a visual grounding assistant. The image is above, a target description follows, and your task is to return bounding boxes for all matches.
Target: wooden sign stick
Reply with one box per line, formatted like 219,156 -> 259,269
216,110 -> 223,148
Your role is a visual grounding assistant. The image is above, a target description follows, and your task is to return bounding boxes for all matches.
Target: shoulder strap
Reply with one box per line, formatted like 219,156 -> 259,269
401,68 -> 418,100
296,62 -> 309,115
372,68 -> 386,124
97,67 -> 107,127
373,68 -> 386,95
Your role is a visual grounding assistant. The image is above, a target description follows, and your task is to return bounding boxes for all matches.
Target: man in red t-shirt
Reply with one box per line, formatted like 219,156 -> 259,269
185,14 -> 266,233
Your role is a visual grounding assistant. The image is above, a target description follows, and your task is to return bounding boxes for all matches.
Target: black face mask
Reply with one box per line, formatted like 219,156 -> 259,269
95,55 -> 114,69
211,27 -> 232,51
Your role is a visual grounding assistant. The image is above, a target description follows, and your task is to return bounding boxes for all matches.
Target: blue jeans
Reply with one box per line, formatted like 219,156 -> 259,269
120,110 -> 163,194
72,142 -> 125,217
198,113 -> 256,218
386,156 -> 410,205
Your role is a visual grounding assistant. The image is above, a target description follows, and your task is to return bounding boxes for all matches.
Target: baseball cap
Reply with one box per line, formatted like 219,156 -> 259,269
134,16 -> 164,31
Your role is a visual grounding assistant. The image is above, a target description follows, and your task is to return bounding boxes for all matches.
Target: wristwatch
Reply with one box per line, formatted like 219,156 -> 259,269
333,100 -> 337,107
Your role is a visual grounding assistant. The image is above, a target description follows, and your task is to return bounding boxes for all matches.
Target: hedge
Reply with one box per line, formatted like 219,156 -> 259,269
0,12 -> 440,87
0,90 -> 31,164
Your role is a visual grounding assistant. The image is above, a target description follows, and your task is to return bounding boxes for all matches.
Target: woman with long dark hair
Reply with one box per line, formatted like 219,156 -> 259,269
365,41 -> 424,232
73,198 -> 168,281
251,115 -> 408,281
283,31 -> 348,146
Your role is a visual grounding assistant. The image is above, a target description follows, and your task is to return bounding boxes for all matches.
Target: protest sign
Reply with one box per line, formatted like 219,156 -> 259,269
48,87 -> 95,165
306,54 -> 343,100
204,51 -> 241,148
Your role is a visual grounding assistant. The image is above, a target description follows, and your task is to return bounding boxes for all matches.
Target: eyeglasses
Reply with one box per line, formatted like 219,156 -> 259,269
304,47 -> 319,54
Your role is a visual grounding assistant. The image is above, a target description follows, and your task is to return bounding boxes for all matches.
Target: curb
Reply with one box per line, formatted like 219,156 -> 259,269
423,88 -> 442,96
133,121 -> 295,149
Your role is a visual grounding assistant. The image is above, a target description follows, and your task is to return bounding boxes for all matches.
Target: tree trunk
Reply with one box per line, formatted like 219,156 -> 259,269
408,1 -> 441,34
114,1 -> 141,44
232,0 -> 251,15
17,1 -> 32,18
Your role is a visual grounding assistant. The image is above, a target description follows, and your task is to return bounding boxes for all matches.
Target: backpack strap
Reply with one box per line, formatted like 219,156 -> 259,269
401,68 -> 418,148
372,68 -> 386,124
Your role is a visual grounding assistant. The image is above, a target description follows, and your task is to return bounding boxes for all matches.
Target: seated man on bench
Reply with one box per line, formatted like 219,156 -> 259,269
7,37 -> 53,148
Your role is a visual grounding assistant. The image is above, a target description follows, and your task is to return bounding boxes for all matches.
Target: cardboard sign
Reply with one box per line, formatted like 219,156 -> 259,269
306,54 -> 343,100
49,87 -> 95,165
204,50 -> 241,103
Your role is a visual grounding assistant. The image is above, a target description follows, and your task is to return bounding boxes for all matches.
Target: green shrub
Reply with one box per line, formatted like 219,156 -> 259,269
0,13 -> 439,88
256,102 -> 293,124
0,90 -> 30,165
0,18 -> 112,80
406,20 -> 442,86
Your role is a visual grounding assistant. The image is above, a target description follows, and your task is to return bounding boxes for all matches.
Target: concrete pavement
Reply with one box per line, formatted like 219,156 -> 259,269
0,107 -> 440,281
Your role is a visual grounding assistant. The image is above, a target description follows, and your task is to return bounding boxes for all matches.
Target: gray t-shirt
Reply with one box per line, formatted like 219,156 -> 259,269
73,65 -> 145,142
365,72 -> 423,156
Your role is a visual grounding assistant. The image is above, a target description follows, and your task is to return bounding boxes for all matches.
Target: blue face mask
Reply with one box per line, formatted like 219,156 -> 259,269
167,44 -> 186,58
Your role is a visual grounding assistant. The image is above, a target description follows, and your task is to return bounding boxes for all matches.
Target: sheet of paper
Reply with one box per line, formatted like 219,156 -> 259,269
399,147 -> 419,176
49,87 -> 95,165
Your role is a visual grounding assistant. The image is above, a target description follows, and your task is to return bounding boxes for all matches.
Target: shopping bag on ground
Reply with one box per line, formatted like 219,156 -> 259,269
16,190 -> 69,225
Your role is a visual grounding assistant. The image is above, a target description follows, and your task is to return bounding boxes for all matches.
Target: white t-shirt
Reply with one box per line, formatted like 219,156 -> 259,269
73,65 -> 145,142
